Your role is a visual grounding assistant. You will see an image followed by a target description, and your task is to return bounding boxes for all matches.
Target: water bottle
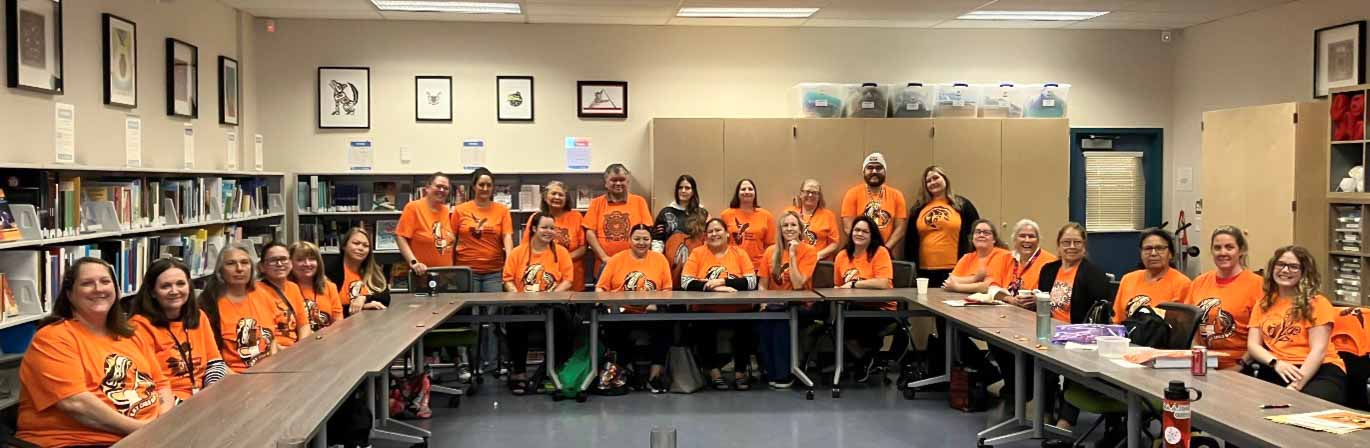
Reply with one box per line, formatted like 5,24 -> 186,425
1034,291 -> 1052,343
1162,380 -> 1203,448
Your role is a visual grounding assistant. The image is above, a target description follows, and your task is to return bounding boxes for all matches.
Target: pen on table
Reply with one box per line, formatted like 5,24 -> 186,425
1259,404 -> 1291,409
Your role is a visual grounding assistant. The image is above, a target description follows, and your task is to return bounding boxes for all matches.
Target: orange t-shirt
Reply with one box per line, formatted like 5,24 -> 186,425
525,210 -> 587,290
664,232 -> 704,290
914,198 -> 962,270
1047,264 -> 1079,323
256,281 -> 310,348
339,265 -> 374,311
598,250 -> 674,313
300,281 -> 345,331
453,201 -> 513,274
841,185 -> 908,244
721,208 -> 776,270
1250,294 -> 1346,372
1188,270 -> 1263,370
584,194 -> 654,260
1111,268 -> 1193,324
214,292 -> 276,372
758,243 -> 818,291
992,249 -> 1059,293
130,314 -> 223,401
784,206 -> 841,259
17,320 -> 168,447
834,246 -> 895,310
396,200 -> 456,268
951,248 -> 1012,279
1331,307 -> 1370,357
684,245 -> 756,312
502,243 -> 574,292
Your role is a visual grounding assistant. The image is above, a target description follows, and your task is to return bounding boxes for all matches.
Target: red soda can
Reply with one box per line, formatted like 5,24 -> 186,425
1191,345 -> 1207,376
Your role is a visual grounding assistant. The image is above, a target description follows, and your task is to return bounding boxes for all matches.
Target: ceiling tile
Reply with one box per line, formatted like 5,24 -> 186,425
528,15 -> 669,25
809,0 -> 985,20
932,19 -> 1072,29
1115,0 -> 1292,14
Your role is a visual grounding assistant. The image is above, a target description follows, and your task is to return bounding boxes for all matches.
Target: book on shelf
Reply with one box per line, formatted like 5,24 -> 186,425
494,185 -> 513,208
0,274 -> 14,320
376,220 -> 399,251
518,184 -> 540,211
334,184 -> 360,211
575,185 -> 593,209
372,182 -> 397,211
0,190 -> 21,242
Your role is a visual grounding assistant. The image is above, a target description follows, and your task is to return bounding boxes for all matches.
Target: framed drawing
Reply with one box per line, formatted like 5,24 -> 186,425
219,56 -> 240,125
497,76 -> 534,121
6,0 -> 63,93
415,75 -> 452,122
165,38 -> 198,118
1315,20 -> 1366,98
318,66 -> 370,129
577,80 -> 627,119
101,13 -> 136,107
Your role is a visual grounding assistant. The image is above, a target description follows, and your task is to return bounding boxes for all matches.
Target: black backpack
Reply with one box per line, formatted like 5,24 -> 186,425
1084,300 -> 1113,325
1122,306 -> 1172,349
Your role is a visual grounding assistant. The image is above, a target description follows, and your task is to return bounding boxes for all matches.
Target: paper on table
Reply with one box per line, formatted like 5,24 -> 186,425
1109,359 -> 1145,369
1064,342 -> 1097,351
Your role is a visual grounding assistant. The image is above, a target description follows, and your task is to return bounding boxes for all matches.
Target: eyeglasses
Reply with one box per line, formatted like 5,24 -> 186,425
1274,262 -> 1302,273
1059,240 -> 1085,248
264,257 -> 291,266
1141,245 -> 1169,254
973,229 -> 994,236
801,190 -> 821,195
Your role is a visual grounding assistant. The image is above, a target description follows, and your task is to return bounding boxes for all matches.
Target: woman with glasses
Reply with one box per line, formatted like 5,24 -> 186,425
1110,228 -> 1192,323
397,172 -> 456,277
943,219 -> 1011,293
257,242 -> 312,348
1247,246 -> 1346,403
783,179 -> 841,260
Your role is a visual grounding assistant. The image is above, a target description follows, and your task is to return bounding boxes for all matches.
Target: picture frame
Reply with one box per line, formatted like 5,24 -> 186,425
1315,20 -> 1366,98
497,75 -> 534,121
577,80 -> 627,119
318,66 -> 370,129
6,0 -> 63,94
219,56 -> 240,125
165,38 -> 198,118
101,13 -> 136,107
414,75 -> 452,122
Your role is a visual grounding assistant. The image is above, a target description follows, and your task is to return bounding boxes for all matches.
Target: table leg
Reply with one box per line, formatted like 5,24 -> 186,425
979,349 -> 1030,443
1127,392 -> 1140,448
372,368 -> 428,444
311,423 -> 326,448
1032,359 -> 1045,438
580,307 -> 600,393
789,306 -> 814,390
907,317 -> 951,389
546,308 -> 563,392
832,302 -> 845,389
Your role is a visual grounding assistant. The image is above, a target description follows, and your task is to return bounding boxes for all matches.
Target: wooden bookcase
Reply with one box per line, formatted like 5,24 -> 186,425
1326,84 -> 1370,305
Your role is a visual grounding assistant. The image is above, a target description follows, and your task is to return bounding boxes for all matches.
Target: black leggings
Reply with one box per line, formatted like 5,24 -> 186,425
694,321 -> 755,372
1252,362 -> 1348,404
846,317 -> 905,360
1342,352 -> 1370,411
606,321 -> 672,367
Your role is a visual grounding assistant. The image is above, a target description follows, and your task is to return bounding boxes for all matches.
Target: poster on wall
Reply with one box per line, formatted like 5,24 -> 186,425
54,103 -> 75,164
497,76 -> 534,121
102,13 -> 136,107
166,38 -> 199,118
7,0 -> 63,93
462,139 -> 486,170
565,137 -> 591,170
348,140 -> 373,171
319,67 -> 371,129
415,75 -> 452,121
1315,20 -> 1366,98
219,56 -> 241,125
577,81 -> 627,119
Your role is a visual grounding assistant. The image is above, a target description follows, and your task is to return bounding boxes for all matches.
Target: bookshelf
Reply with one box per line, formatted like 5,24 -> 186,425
1328,84 -> 1370,306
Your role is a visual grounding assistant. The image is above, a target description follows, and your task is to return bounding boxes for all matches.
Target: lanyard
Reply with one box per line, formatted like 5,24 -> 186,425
166,326 -> 198,394
1008,249 -> 1043,294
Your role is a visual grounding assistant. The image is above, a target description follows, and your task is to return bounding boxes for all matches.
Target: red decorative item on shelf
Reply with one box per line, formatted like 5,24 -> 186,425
1332,92 -> 1367,141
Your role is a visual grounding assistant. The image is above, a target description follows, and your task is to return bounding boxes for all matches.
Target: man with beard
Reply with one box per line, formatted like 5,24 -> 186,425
841,153 -> 908,257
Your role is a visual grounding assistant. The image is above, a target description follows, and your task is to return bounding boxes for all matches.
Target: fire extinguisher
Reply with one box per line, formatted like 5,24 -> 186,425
1163,380 -> 1204,448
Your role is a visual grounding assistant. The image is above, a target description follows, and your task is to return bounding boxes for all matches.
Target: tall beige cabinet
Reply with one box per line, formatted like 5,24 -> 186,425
1199,102 -> 1328,289
650,117 -> 1070,256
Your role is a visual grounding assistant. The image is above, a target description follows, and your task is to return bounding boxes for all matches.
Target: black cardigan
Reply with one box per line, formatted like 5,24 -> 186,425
324,256 -> 392,317
1036,258 -> 1112,324
902,196 -> 981,269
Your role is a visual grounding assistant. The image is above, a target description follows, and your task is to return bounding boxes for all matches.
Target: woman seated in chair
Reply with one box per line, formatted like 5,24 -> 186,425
1111,228 -> 1192,324
989,219 -> 1057,299
1187,226 -> 1263,371
129,258 -> 229,403
502,212 -> 575,395
943,219 -> 1011,294
834,215 -> 895,383
757,211 -> 818,389
1247,245 -> 1347,404
597,224 -> 675,393
682,218 -> 760,391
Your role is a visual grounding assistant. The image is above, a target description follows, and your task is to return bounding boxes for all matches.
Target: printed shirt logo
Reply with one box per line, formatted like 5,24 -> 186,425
305,298 -> 332,331
1262,311 -> 1304,345
841,268 -> 862,285
731,218 -> 752,245
772,262 -> 793,288
802,227 -> 819,245
863,201 -> 893,229
164,339 -> 201,379
705,266 -> 736,280
101,354 -> 159,417
1196,297 -> 1237,341
433,221 -> 450,255
554,226 -> 572,247
467,214 -> 490,240
235,318 -> 263,366
604,211 -> 631,242
1341,307 -> 1366,328
1125,295 -> 1153,317
671,241 -> 691,268
1050,280 -> 1073,315
923,206 -> 952,230
623,271 -> 658,291
522,263 -> 557,292
347,280 -> 365,303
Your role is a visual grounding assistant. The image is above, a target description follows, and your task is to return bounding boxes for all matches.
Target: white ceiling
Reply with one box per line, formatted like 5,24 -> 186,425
220,0 -> 1296,30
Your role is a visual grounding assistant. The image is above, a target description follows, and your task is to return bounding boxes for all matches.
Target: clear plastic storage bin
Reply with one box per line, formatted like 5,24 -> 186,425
980,83 -> 1027,118
792,83 -> 851,118
1024,83 -> 1070,118
932,83 -> 981,118
890,83 -> 934,118
846,83 -> 889,118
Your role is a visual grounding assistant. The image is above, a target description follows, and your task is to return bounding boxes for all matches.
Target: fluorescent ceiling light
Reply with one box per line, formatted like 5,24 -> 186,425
370,1 -> 522,14
676,7 -> 820,18
958,11 -> 1108,21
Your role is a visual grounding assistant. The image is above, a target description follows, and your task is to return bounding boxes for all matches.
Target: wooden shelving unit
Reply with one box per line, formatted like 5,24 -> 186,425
1327,84 -> 1370,305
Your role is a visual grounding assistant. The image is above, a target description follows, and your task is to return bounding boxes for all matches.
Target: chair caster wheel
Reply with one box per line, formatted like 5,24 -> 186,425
976,438 -> 992,448
902,388 -> 916,400
805,390 -> 815,400
575,392 -> 588,403
831,388 -> 841,398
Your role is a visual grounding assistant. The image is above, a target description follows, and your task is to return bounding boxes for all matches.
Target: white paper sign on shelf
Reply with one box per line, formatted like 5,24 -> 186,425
254,134 -> 264,171
462,139 -> 486,170
349,140 -> 374,171
54,103 -> 76,164
565,137 -> 591,170
182,124 -> 195,169
225,131 -> 239,170
124,116 -> 142,168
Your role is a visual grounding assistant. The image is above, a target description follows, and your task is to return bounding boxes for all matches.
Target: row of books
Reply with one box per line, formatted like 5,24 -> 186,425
297,177 -> 602,213
298,219 -> 399,253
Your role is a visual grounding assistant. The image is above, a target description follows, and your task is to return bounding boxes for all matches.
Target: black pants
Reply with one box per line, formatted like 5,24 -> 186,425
918,268 -> 952,288
694,321 -> 755,372
506,307 -> 575,375
606,321 -> 672,367
1252,362 -> 1348,404
846,316 -> 906,361
1342,352 -> 1370,411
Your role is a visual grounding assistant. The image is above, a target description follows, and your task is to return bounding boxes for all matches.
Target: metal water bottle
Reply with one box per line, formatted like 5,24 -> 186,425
1034,291 -> 1052,343
1162,380 -> 1203,448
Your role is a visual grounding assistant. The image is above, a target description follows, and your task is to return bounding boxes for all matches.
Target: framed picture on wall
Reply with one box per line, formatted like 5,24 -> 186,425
165,38 -> 199,118
318,66 -> 370,129
497,76 -> 534,121
219,56 -> 240,125
1315,20 -> 1366,98
577,80 -> 627,119
6,0 -> 64,94
101,13 -> 136,107
415,75 -> 452,121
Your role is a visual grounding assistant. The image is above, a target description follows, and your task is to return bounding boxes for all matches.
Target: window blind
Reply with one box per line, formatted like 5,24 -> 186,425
1083,151 -> 1145,231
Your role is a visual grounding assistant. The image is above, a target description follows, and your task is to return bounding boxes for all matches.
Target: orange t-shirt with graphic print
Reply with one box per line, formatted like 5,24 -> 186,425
396,200 -> 455,268
214,292 -> 276,372
1332,307 -> 1370,357
502,243 -> 574,292
783,206 -> 841,260
664,232 -> 704,290
684,245 -> 756,313
340,265 -> 372,311
300,280 -> 345,331
130,313 -> 223,401
1047,264 -> 1079,323
584,194 -> 654,260
598,250 -> 674,313
1187,270 -> 1263,370
1250,294 -> 1346,372
525,210 -> 587,291
17,320 -> 169,447
915,198 -> 962,270
1111,268 -> 1193,324
453,201 -> 514,274
721,207 -> 777,270
951,248 -> 1012,279
759,243 -> 818,291
834,246 -> 896,310
256,281 -> 310,348
992,250 -> 1058,294
841,185 -> 908,244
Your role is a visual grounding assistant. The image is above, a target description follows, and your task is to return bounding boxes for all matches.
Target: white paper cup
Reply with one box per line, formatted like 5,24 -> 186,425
916,278 -> 930,295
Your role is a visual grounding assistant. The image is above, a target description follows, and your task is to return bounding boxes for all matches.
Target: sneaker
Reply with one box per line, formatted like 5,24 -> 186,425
854,357 -> 877,383
768,376 -> 795,390
648,376 -> 669,394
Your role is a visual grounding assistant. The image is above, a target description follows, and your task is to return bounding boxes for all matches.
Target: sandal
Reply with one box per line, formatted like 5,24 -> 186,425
509,379 -> 529,396
734,375 -> 752,391
710,376 -> 729,391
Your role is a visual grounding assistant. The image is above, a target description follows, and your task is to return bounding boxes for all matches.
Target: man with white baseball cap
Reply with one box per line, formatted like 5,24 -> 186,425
841,152 -> 908,256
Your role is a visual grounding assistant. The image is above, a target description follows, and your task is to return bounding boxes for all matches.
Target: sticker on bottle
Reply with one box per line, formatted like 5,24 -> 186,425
861,101 -> 875,109
814,99 -> 829,107
1044,99 -> 1056,107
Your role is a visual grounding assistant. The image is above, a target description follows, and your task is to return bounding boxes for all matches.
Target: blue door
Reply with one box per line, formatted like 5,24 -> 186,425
1069,128 -> 1164,280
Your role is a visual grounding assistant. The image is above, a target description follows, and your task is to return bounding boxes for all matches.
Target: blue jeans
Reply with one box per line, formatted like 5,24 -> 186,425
474,271 -> 503,292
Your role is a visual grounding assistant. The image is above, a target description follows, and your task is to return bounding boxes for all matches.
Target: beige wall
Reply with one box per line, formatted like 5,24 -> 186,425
0,0 -> 258,170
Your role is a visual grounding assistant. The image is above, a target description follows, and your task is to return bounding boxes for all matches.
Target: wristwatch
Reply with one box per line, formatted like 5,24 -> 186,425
409,259 -> 418,266
1269,358 -> 1278,368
